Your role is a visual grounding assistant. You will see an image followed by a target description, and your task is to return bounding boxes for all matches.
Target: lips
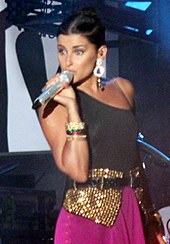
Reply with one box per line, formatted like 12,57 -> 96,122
66,70 -> 75,74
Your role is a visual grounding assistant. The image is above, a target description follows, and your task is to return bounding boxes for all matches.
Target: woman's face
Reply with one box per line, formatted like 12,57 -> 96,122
57,34 -> 99,84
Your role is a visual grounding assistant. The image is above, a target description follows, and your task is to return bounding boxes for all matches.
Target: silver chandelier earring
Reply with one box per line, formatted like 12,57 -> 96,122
93,58 -> 105,90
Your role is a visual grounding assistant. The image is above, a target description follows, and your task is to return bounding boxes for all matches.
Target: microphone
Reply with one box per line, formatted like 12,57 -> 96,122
32,70 -> 73,109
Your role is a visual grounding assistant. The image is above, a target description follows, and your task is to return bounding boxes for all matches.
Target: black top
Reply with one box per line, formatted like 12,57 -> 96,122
76,90 -> 139,176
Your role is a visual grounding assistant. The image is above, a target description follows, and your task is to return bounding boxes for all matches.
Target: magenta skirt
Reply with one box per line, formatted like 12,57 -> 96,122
54,187 -> 146,244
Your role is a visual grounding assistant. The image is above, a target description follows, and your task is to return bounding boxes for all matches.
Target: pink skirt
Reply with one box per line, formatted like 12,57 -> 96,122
54,187 -> 146,244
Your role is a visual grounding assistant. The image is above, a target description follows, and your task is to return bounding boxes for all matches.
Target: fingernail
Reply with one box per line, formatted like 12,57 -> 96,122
41,87 -> 46,92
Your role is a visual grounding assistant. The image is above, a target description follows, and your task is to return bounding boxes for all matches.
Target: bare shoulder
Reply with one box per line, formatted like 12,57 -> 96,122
109,77 -> 135,109
110,76 -> 135,98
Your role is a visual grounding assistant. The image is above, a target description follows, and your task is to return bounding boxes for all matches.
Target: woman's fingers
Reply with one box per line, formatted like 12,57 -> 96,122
41,73 -> 60,91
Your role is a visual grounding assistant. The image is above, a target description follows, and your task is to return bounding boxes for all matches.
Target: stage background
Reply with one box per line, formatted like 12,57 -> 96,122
0,0 -> 169,242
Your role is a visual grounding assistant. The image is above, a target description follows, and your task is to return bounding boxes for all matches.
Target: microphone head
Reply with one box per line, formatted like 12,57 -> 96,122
61,70 -> 74,84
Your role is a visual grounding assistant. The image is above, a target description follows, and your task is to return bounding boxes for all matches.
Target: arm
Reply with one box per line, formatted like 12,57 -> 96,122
38,82 -> 89,183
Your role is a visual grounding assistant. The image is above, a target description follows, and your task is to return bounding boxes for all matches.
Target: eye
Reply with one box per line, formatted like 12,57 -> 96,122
58,48 -> 67,55
75,49 -> 84,55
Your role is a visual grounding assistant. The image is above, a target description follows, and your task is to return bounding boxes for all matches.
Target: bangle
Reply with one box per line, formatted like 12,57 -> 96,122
66,134 -> 87,141
66,122 -> 86,132
66,122 -> 87,141
66,131 -> 86,136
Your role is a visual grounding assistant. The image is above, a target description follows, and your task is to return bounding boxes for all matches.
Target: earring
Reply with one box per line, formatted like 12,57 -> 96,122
93,58 -> 105,90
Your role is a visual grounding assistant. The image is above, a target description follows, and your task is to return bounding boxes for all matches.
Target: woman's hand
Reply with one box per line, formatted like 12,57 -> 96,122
43,73 -> 77,112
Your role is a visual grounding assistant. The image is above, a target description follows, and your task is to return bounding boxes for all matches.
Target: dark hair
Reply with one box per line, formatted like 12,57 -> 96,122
57,7 -> 105,49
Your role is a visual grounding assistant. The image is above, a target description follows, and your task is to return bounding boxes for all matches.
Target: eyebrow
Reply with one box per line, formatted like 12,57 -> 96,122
57,44 -> 86,49
72,45 -> 86,49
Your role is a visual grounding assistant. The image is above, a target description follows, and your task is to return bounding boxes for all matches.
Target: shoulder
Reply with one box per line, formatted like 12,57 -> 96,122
111,77 -> 135,97
109,76 -> 135,110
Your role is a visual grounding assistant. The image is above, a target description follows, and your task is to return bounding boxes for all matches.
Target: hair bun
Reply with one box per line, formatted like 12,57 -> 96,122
80,7 -> 97,18
57,6 -> 105,48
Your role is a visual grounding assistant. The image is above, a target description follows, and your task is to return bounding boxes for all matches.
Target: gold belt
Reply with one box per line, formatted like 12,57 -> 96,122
63,167 -> 142,227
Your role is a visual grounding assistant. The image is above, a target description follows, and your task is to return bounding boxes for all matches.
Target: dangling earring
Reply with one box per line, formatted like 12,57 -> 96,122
93,58 -> 105,90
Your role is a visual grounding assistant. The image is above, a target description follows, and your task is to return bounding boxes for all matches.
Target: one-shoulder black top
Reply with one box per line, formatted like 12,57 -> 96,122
76,90 -> 139,176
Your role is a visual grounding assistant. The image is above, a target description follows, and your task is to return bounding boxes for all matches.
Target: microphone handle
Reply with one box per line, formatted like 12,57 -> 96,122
32,81 -> 62,110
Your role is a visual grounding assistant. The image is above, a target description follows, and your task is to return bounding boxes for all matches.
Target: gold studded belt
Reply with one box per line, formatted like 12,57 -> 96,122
63,168 -> 142,227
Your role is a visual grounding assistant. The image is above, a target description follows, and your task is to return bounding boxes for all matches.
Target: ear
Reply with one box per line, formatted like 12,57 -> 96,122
97,45 -> 107,60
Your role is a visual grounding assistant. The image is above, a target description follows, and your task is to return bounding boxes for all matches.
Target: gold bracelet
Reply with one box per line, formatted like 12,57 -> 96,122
66,122 -> 86,132
67,134 -> 87,141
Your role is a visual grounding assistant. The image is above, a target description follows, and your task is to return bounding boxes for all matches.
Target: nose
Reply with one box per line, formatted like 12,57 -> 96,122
66,53 -> 73,67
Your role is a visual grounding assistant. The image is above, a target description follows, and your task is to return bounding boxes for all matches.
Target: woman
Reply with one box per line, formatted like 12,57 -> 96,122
38,7 -> 164,244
